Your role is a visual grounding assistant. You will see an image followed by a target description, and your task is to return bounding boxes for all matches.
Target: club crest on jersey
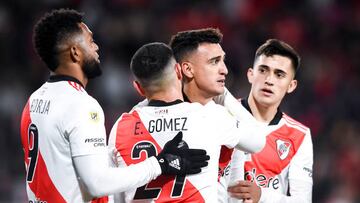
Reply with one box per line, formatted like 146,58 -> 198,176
89,112 -> 99,122
276,139 -> 291,160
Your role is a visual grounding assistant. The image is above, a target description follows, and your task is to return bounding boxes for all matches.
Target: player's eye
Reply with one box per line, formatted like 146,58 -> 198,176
275,71 -> 286,78
259,68 -> 266,73
210,57 -> 222,65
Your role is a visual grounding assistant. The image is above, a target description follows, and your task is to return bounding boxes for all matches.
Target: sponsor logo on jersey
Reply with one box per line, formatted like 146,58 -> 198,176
276,139 -> 291,160
29,199 -> 47,203
218,164 -> 231,178
303,167 -> 313,177
84,137 -> 105,147
245,168 -> 280,189
135,142 -> 153,150
89,112 -> 99,122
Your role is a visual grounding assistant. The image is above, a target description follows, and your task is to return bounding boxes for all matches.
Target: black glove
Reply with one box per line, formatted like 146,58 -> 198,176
156,131 -> 210,175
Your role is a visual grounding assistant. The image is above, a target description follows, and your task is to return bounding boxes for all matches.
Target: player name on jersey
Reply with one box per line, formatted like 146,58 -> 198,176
245,168 -> 280,189
30,99 -> 51,115
148,117 -> 188,133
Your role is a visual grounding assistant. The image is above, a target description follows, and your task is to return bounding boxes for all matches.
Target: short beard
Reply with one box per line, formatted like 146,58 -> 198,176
82,58 -> 102,79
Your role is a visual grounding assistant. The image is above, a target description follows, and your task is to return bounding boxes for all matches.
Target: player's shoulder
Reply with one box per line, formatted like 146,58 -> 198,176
116,109 -> 139,123
57,85 -> 103,118
205,100 -> 226,110
66,90 -> 101,112
281,113 -> 310,134
31,81 -> 96,107
203,101 -> 238,121
133,101 -> 202,113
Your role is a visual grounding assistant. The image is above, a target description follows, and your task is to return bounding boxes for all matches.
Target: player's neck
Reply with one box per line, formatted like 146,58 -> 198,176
247,96 -> 278,124
183,85 -> 212,105
55,63 -> 88,88
148,86 -> 184,103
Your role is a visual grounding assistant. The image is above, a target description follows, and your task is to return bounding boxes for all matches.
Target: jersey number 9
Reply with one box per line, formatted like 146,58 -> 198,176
27,124 -> 39,182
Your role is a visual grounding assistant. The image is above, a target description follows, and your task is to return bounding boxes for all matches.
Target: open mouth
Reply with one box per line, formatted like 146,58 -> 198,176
261,88 -> 273,94
217,79 -> 225,85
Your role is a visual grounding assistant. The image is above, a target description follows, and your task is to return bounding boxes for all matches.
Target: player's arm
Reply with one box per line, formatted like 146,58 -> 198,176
73,132 -> 208,197
213,87 -> 252,123
213,88 -> 266,153
228,150 -> 247,186
217,121 -> 266,154
68,102 -> 160,197
234,122 -> 266,153
73,153 -> 161,197
227,150 -> 248,203
217,111 -> 266,154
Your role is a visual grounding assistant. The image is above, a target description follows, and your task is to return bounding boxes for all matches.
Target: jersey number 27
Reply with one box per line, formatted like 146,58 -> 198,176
132,141 -> 186,199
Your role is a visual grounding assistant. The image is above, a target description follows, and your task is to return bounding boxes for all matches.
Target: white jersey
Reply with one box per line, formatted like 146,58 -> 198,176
216,89 -> 313,203
108,100 -> 265,203
214,93 -> 259,203
20,75 -> 110,203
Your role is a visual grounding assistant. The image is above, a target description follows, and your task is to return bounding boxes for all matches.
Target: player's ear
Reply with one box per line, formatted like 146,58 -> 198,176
175,63 -> 183,80
70,45 -> 82,63
287,79 -> 297,93
247,67 -> 254,84
181,62 -> 194,79
132,80 -> 145,97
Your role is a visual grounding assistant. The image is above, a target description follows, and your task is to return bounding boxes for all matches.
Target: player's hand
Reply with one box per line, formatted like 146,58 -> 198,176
228,180 -> 261,203
156,131 -> 210,175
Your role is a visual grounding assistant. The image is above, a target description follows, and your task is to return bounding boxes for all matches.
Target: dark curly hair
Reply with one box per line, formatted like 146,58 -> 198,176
33,8 -> 83,71
169,28 -> 223,63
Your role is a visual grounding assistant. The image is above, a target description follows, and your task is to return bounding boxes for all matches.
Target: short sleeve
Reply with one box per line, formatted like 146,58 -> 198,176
207,102 -> 266,153
65,97 -> 107,157
206,102 -> 242,148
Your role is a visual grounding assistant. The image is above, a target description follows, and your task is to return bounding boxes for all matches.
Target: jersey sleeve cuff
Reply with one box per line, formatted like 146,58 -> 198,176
147,156 -> 162,179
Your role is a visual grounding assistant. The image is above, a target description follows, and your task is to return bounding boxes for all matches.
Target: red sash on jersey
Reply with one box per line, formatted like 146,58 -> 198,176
218,146 -> 234,182
244,124 -> 305,188
20,101 -> 67,202
114,111 -> 205,202
92,196 -> 109,203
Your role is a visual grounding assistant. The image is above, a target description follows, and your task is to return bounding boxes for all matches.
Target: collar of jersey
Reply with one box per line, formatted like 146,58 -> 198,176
48,75 -> 85,88
148,99 -> 183,107
241,98 -> 282,126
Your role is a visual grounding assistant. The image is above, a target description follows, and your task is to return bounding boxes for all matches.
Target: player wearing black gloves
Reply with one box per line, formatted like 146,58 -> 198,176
108,42 -> 265,202
156,132 -> 209,175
